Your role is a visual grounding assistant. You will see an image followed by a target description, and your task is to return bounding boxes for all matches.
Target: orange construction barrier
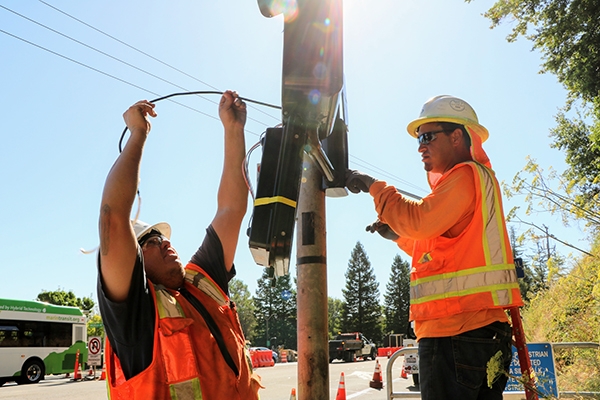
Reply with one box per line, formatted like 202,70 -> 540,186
369,360 -> 383,389
289,387 -> 296,400
335,372 -> 346,400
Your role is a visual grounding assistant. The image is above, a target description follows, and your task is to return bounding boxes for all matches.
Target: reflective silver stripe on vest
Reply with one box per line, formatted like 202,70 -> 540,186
169,377 -> 202,400
155,286 -> 185,318
410,264 -> 519,305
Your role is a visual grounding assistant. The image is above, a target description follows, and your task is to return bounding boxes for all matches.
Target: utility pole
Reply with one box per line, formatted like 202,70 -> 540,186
297,152 -> 329,400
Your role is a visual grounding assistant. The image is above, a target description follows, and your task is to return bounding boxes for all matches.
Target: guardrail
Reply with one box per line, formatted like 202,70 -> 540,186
552,342 -> 599,399
386,342 -> 600,400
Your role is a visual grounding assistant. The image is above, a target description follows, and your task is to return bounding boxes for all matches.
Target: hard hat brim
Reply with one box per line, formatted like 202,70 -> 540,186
406,116 -> 489,143
133,221 -> 172,241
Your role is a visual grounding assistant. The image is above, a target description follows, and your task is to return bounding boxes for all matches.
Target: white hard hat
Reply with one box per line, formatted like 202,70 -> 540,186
132,220 -> 171,241
406,95 -> 489,142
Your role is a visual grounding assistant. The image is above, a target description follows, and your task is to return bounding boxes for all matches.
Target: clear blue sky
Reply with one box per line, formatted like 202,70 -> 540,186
0,0 -> 586,306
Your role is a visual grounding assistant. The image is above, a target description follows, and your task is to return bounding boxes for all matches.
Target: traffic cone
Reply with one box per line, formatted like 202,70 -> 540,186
99,365 -> 106,381
400,366 -> 408,379
335,372 -> 346,400
289,388 -> 296,400
73,363 -> 82,380
88,367 -> 94,376
369,360 -> 383,389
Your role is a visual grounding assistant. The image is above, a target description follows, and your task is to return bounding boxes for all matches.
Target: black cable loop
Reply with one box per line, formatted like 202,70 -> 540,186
118,91 -> 281,152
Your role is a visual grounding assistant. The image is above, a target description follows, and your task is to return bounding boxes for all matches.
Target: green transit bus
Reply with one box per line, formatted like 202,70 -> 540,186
0,298 -> 87,385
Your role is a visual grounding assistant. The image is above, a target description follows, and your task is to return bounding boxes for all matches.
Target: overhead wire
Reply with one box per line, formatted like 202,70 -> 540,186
0,4 -> 276,128
1,3 -> 428,198
37,0 -> 281,125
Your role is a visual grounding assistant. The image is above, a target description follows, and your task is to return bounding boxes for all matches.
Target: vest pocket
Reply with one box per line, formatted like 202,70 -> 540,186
159,318 -> 198,383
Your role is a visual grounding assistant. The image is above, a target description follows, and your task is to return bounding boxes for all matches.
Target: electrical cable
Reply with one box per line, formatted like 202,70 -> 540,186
118,91 -> 281,152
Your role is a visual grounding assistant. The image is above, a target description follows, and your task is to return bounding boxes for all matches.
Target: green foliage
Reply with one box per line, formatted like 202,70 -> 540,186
522,239 -> 600,392
253,271 -> 297,349
468,0 -> 600,105
550,107 -> 600,216
341,242 -> 382,343
328,297 -> 344,339
37,288 -> 95,312
87,314 -> 104,337
503,158 -> 597,255
383,254 -> 411,336
229,278 -> 257,343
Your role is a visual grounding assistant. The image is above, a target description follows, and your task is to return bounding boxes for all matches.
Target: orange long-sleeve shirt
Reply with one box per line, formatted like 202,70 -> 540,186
370,164 -> 508,339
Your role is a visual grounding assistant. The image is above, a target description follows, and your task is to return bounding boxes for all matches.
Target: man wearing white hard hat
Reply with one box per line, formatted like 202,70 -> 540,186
97,91 -> 262,399
346,95 -> 523,399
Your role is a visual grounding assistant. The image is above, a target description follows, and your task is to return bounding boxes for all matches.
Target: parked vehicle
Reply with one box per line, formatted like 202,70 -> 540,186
328,332 -> 377,362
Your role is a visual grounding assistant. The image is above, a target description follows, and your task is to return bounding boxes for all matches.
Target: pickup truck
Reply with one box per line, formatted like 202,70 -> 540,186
328,332 -> 377,362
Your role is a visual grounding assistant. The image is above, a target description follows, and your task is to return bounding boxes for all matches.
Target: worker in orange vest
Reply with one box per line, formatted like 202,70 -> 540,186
97,91 -> 262,399
346,95 -> 523,400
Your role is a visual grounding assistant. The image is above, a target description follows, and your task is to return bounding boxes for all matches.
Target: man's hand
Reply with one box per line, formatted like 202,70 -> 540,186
346,169 -> 376,194
123,100 -> 156,136
219,90 -> 247,131
366,220 -> 399,241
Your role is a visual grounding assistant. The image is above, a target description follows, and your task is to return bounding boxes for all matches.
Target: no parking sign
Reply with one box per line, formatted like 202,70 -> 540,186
88,336 -> 102,366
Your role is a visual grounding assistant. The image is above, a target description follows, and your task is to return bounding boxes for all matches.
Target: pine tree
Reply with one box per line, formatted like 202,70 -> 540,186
383,254 -> 411,336
253,270 -> 297,349
341,242 -> 382,343
229,278 -> 257,343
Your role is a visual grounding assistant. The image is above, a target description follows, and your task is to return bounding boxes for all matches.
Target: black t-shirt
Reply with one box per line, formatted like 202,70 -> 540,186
97,225 -> 236,379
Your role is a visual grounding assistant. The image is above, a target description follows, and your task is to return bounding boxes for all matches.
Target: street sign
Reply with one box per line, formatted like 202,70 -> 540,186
505,342 -> 558,397
87,336 -> 102,366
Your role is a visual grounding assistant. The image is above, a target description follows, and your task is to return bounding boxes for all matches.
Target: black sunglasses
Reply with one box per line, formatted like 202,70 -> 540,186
417,129 -> 448,145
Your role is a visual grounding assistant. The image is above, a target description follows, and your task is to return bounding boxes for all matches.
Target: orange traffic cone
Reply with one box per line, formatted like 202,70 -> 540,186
369,360 -> 383,389
289,387 -> 296,400
88,367 -> 94,376
99,364 -> 106,381
400,366 -> 408,379
335,372 -> 346,400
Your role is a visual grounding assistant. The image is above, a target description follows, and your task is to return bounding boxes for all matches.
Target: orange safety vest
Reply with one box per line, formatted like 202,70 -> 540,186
409,161 -> 523,321
105,263 -> 262,400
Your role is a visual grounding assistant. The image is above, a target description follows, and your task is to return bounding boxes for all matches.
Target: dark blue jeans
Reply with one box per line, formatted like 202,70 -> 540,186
418,321 -> 512,400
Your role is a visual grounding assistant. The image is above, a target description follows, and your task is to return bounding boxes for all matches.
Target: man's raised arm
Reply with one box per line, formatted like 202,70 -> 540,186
99,100 -> 157,302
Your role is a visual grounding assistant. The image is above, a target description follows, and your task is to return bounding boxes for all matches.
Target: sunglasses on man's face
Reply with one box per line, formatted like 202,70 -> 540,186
417,129 -> 447,145
141,235 -> 167,250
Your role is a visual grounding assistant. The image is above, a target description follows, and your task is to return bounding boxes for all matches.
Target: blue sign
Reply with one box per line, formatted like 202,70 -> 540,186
505,342 -> 558,397
281,290 -> 292,300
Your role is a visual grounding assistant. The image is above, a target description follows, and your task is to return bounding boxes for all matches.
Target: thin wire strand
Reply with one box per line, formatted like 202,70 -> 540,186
37,0 -> 281,124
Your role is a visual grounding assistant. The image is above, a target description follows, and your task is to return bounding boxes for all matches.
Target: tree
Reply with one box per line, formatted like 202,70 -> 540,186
328,297 -> 344,339
229,278 -> 257,343
503,158 -> 597,256
468,0 -> 600,105
341,242 -> 382,343
469,0 -> 600,222
383,255 -> 411,336
37,288 -> 94,312
253,271 -> 297,349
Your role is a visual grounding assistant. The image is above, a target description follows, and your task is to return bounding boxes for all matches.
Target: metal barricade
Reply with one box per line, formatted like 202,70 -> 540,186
386,342 -> 600,399
552,342 -> 599,399
386,347 -> 420,399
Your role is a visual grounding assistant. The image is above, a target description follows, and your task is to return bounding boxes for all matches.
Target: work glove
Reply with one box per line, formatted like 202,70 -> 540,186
366,220 -> 399,241
345,169 -> 376,194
